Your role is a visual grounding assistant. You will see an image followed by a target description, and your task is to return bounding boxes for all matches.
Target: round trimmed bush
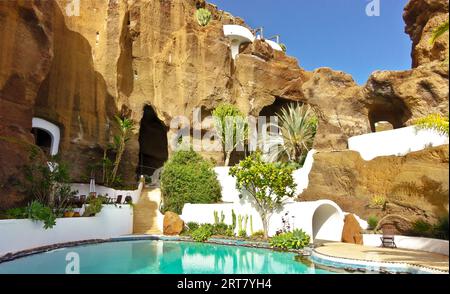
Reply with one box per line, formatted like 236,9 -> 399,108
161,150 -> 221,214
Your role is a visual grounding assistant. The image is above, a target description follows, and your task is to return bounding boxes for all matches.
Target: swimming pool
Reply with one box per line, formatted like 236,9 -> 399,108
0,240 -> 337,274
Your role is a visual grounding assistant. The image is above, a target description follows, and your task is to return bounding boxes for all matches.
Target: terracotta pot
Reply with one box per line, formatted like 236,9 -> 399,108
73,212 -> 81,217
64,211 -> 75,218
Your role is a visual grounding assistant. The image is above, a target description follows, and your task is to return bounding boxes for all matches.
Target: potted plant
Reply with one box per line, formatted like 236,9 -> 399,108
63,207 -> 75,218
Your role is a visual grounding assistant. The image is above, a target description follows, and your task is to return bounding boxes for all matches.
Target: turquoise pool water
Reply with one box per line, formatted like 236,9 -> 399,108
0,240 -> 336,274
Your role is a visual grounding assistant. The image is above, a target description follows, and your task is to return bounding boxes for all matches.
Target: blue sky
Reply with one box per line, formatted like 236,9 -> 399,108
210,0 -> 412,84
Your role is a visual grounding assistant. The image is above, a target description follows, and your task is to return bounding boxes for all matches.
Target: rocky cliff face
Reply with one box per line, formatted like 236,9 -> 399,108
403,0 -> 449,67
0,0 -> 448,216
0,0 -> 55,208
301,145 -> 449,223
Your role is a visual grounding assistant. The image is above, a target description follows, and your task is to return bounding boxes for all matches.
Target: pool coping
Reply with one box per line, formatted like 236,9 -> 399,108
1,235 -> 446,274
311,248 -> 448,274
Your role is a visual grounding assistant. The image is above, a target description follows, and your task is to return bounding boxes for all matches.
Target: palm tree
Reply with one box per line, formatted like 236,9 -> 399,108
429,19 -> 449,45
110,115 -> 135,185
263,104 -> 318,164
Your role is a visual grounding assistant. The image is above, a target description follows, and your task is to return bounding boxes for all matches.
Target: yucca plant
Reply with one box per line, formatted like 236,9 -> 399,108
262,104 -> 318,164
110,115 -> 135,185
195,8 -> 212,27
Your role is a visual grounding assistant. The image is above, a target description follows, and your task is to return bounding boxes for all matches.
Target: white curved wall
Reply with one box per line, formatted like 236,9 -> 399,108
348,126 -> 449,161
181,200 -> 344,241
292,149 -> 316,195
264,39 -> 283,51
32,117 -> 61,156
363,234 -> 449,256
223,25 -> 255,60
0,206 -> 133,257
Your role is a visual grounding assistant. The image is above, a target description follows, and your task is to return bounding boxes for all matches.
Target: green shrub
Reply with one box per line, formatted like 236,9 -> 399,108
411,219 -> 432,236
212,223 -> 230,236
433,217 -> 449,240
191,224 -> 213,242
367,216 -> 378,230
27,201 -> 57,229
280,43 -> 287,52
186,222 -> 200,232
238,229 -> 247,238
251,231 -> 265,239
270,229 -> 311,250
195,8 -> 212,26
161,150 -> 221,214
5,207 -> 27,219
82,197 -> 104,217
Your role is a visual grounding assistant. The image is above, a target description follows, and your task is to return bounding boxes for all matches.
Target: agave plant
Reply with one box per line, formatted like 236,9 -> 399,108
262,104 -> 318,164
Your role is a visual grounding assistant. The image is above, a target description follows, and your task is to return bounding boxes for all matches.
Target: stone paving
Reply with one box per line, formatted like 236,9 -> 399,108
314,242 -> 449,272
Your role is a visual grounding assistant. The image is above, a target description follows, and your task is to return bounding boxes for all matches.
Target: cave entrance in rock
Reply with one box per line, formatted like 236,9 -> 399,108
368,103 -> 411,133
32,128 -> 52,156
312,203 -> 343,242
31,117 -> 61,156
259,97 -> 293,125
138,105 -> 168,178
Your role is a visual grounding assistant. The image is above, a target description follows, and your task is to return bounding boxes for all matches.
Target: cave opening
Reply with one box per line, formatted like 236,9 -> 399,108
31,128 -> 52,157
137,105 -> 168,178
368,102 -> 411,132
259,97 -> 294,124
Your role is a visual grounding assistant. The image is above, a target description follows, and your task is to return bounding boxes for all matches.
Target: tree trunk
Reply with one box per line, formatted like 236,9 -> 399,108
261,211 -> 269,239
111,138 -> 125,185
224,150 -> 232,166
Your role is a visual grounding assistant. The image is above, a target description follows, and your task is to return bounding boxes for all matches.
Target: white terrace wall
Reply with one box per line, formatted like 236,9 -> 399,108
181,200 -> 345,241
348,126 -> 449,161
71,181 -> 144,204
214,150 -> 316,203
0,206 -> 133,257
363,234 -> 449,256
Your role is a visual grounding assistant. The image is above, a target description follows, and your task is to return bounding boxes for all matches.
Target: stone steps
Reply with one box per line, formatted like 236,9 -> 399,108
133,188 -> 162,235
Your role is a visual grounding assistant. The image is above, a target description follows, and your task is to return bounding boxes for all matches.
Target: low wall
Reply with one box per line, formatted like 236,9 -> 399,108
0,206 -> 133,257
71,181 -> 143,204
363,234 -> 449,256
181,200 -> 344,241
348,126 -> 449,160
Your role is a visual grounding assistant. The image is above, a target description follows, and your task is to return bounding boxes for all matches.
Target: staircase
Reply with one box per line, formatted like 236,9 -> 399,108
133,187 -> 163,235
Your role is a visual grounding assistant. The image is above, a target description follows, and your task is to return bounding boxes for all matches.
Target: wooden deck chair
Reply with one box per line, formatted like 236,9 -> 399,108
380,224 -> 397,248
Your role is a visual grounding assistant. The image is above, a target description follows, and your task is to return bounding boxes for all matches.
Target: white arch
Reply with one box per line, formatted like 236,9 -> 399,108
311,201 -> 344,242
32,117 -> 61,156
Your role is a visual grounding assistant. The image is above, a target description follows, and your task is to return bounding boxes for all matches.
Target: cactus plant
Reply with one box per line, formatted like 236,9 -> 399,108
195,8 -> 212,27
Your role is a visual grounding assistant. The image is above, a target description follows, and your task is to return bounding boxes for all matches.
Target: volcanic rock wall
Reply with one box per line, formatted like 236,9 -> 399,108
0,0 -> 448,215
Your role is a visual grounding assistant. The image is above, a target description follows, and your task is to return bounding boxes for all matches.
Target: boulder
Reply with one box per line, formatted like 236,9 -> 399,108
301,145 -> 449,224
403,0 -> 449,67
163,212 -> 184,236
341,214 -> 363,244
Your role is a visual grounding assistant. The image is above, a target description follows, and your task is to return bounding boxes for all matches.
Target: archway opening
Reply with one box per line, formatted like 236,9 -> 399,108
138,105 -> 168,177
312,204 -> 342,242
32,128 -> 52,156
374,121 -> 394,132
368,101 -> 411,133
